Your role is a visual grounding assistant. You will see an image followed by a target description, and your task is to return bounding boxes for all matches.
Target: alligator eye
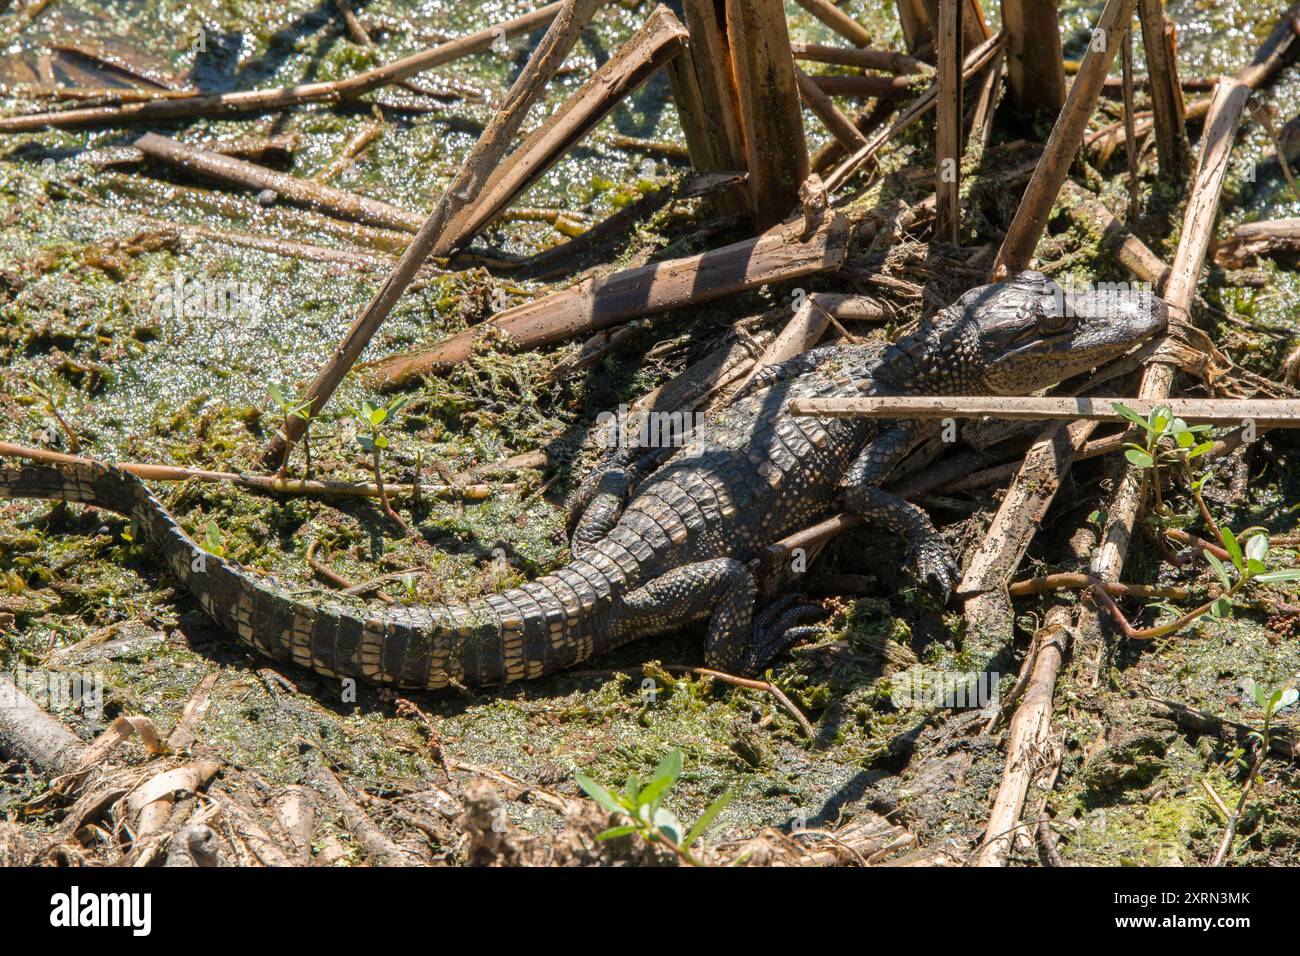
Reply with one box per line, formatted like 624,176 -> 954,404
1036,312 -> 1074,334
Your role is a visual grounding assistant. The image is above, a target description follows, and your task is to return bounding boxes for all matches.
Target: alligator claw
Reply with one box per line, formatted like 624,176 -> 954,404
911,543 -> 959,605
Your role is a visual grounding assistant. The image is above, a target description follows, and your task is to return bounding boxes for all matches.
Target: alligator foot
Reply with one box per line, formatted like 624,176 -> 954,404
908,539 -> 960,604
741,594 -> 823,674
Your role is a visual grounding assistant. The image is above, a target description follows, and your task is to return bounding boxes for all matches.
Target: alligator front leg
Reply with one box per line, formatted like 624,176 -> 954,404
839,424 -> 958,601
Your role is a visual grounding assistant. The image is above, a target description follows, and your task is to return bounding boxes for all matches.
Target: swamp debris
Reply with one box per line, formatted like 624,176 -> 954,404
133,132 -> 424,233
0,2 -> 567,132
369,210 -> 851,383
259,0 -> 600,469
974,606 -> 1073,867
991,0 -> 1139,279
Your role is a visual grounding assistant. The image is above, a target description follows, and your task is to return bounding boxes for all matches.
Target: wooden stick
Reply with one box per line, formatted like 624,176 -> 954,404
991,0 -> 1139,279
974,606 -> 1072,867
726,0 -> 809,229
1121,24 -> 1141,221
793,0 -> 873,47
825,31 -> 1003,192
0,3 -> 567,132
1136,0 -> 1190,181
958,420 -> 1095,659
934,0 -> 962,244
1082,76 -> 1254,648
1061,180 -> 1169,285
730,292 -> 883,396
787,396 -> 1300,426
790,42 -> 927,75
369,211 -> 850,383
0,442 -> 493,501
134,133 -> 424,233
795,66 -> 870,154
259,0 -> 599,469
809,74 -> 916,98
677,0 -> 748,210
441,6 -> 689,251
1000,0 -> 1066,116
307,758 -> 416,866
0,673 -> 87,776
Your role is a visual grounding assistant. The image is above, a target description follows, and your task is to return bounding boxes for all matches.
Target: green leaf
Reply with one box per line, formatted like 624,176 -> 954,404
268,383 -> 287,405
623,774 -> 640,806
1253,683 -> 1271,709
652,806 -> 683,845
596,825 -> 641,841
1150,407 -> 1170,435
1221,527 -> 1244,573
682,790 -> 734,849
1125,447 -> 1154,468
1186,441 -> 1217,459
1255,569 -> 1300,583
637,748 -> 683,808
1246,533 -> 1269,565
356,434 -> 375,453
1112,401 -> 1152,431
1276,689 -> 1299,712
374,434 -> 389,450
574,771 -> 623,817
1210,596 -> 1233,620
1176,429 -> 1195,449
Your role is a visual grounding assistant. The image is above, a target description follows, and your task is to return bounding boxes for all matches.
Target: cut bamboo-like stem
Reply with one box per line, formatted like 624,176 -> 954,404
788,396 -> 1300,426
1000,0 -> 1066,116
793,0 -> 874,47
934,0 -> 962,244
0,442 -> 494,501
791,42 -> 927,74
369,212 -> 850,382
726,0 -> 810,229
678,0 -> 748,187
0,2 -> 567,132
808,74 -> 914,98
795,66 -> 870,153
259,0 -> 599,469
1121,25 -> 1141,221
992,0 -> 1139,278
134,133 -> 424,233
1136,0 -> 1190,181
974,606 -> 1072,867
441,6 -> 689,252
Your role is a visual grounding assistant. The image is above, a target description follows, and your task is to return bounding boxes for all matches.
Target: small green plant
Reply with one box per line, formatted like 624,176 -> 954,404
1112,402 -> 1300,639
574,748 -> 733,866
268,383 -> 317,478
1212,682 -> 1298,865
350,395 -> 410,532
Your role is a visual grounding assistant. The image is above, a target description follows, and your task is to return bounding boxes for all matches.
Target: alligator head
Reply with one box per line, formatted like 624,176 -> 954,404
883,270 -> 1168,395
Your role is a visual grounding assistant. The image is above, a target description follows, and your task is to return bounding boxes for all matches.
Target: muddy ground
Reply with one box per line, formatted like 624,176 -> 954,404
1,0 -> 1299,866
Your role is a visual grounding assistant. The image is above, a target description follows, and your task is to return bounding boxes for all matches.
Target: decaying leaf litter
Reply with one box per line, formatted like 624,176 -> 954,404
0,0 -> 1298,867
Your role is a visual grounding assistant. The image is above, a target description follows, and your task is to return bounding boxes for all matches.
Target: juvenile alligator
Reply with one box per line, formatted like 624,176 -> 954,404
0,272 -> 1165,689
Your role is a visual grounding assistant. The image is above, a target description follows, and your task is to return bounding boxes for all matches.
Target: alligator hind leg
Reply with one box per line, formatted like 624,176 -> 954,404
617,559 -> 756,671
617,561 -> 820,674
568,448 -> 660,558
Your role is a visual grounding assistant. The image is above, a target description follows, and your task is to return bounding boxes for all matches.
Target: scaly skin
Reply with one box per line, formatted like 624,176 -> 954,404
0,272 -> 1166,689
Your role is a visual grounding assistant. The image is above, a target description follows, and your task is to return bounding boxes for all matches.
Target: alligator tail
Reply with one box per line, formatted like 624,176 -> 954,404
0,461 -> 621,689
